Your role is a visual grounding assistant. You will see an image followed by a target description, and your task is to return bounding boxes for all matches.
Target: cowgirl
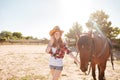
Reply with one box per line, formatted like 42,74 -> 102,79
46,26 -> 79,80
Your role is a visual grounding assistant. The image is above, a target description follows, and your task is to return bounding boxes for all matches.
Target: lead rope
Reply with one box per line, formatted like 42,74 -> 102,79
85,62 -> 91,75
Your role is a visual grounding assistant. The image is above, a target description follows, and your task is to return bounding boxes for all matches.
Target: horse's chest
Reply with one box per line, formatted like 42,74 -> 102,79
92,56 -> 100,63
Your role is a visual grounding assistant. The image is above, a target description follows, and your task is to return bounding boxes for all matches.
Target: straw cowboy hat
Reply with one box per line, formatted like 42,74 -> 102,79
49,26 -> 64,36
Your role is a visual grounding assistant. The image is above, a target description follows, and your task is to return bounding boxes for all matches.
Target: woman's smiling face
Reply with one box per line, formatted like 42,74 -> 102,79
54,31 -> 61,40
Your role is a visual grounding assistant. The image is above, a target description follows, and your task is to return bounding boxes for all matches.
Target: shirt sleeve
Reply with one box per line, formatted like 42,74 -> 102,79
63,46 -> 71,54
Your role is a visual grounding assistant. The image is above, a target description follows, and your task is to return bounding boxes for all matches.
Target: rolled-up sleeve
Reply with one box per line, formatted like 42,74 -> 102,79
63,46 -> 71,54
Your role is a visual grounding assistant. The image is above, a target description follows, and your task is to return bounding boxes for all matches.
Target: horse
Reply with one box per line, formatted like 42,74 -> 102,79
76,32 -> 114,80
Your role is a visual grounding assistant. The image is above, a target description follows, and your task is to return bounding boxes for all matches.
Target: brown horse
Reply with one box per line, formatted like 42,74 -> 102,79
76,32 -> 114,80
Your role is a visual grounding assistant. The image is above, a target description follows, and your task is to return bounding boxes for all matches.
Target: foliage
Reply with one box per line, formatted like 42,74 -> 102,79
25,36 -> 34,40
13,32 -> 22,39
110,27 -> 120,39
0,31 -> 12,40
0,31 -> 38,41
65,22 -> 83,39
86,10 -> 120,39
65,22 -> 83,47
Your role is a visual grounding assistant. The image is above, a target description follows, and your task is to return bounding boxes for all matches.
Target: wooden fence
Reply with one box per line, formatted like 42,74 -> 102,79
0,40 -> 48,45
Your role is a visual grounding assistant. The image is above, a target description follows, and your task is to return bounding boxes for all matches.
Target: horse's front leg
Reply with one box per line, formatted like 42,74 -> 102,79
92,62 -> 96,80
98,65 -> 101,79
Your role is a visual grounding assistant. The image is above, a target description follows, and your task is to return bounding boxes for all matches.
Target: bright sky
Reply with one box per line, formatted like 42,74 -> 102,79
0,0 -> 120,39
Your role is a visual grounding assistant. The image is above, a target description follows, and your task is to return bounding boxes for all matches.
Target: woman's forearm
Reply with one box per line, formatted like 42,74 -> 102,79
69,53 -> 80,64
46,37 -> 54,53
45,42 -> 52,53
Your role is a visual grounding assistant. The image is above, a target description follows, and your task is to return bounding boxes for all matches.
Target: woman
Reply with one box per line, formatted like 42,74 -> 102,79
45,26 -> 79,80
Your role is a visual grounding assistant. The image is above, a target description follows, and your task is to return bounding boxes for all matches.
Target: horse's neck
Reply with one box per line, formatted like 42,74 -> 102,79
93,34 -> 106,56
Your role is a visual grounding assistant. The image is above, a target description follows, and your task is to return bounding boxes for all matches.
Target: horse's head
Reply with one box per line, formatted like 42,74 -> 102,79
76,34 -> 93,72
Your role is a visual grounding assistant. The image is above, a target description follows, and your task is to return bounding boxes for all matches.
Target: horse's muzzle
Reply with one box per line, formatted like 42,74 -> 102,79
81,67 -> 87,72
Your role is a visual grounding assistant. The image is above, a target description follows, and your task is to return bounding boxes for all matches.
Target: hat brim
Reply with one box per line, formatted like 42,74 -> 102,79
49,30 -> 64,36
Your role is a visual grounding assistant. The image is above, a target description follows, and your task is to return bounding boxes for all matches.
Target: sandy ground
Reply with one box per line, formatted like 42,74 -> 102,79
0,45 -> 120,80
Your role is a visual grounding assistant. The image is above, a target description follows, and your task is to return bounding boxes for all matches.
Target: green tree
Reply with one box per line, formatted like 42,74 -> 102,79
13,32 -> 22,39
25,36 -> 34,40
86,10 -> 120,39
0,31 -> 12,40
65,22 -> 83,39
110,27 -> 120,39
65,22 -> 83,46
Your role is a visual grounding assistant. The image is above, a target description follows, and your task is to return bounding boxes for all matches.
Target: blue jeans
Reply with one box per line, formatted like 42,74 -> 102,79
49,65 -> 63,71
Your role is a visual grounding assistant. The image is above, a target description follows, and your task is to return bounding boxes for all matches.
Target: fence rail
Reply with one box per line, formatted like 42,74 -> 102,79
0,40 -> 47,45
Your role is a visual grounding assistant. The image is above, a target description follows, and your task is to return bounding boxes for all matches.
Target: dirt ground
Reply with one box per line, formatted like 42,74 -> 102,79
0,45 -> 120,80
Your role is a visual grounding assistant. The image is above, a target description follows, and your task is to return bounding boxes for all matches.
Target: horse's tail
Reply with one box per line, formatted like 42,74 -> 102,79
110,48 -> 114,70
107,38 -> 114,70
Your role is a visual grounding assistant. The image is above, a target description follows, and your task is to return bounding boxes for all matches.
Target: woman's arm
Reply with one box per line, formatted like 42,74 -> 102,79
69,53 -> 80,65
45,42 -> 52,53
45,36 -> 54,53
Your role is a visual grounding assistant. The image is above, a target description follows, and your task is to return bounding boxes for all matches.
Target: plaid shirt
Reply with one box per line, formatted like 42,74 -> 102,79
49,45 -> 71,58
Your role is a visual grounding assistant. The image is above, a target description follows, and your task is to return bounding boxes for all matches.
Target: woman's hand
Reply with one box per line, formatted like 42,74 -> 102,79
45,36 -> 55,53
69,53 -> 80,65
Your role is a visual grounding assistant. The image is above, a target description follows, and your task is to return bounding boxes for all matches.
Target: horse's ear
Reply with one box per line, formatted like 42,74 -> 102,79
88,30 -> 94,38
